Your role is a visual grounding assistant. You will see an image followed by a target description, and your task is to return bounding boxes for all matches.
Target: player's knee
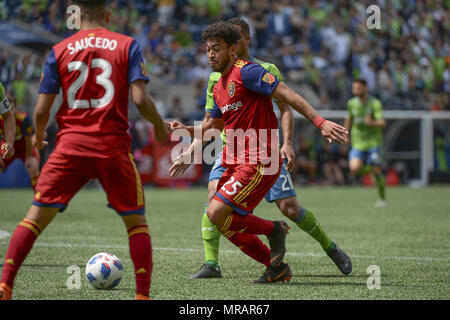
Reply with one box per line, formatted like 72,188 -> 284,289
349,162 -> 361,174
206,205 -> 228,230
277,198 -> 300,221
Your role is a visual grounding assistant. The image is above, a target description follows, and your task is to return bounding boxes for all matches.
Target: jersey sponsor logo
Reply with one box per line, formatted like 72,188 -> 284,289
219,100 -> 243,113
67,36 -> 118,55
262,73 -> 275,85
228,82 -> 235,98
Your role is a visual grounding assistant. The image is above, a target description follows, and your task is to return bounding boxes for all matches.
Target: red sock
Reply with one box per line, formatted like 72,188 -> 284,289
227,233 -> 270,267
1,219 -> 41,288
224,213 -> 274,236
128,224 -> 152,297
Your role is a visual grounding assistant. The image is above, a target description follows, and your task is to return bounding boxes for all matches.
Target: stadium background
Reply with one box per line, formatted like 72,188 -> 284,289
0,0 -> 449,188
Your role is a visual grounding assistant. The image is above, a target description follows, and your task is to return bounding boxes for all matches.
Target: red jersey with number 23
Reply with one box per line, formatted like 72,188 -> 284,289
39,28 -> 149,158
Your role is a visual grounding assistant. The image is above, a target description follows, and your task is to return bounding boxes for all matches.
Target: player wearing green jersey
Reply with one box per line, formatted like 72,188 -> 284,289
0,82 -> 15,160
345,79 -> 387,207
169,18 -> 352,280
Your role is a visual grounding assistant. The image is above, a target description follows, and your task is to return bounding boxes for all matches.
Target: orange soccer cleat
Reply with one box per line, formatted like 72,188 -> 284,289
135,294 -> 151,300
0,283 -> 12,300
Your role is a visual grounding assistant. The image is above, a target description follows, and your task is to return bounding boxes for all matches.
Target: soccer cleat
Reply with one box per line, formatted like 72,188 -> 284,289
189,263 -> 222,279
251,262 -> 292,284
268,221 -> 289,267
374,199 -> 387,208
135,294 -> 151,300
0,283 -> 12,300
327,243 -> 352,275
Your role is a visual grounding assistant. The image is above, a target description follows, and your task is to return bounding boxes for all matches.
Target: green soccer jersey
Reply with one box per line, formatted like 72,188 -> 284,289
347,96 -> 384,151
204,58 -> 284,146
0,81 -> 11,115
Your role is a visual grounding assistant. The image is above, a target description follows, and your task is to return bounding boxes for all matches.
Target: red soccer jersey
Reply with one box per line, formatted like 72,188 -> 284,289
212,59 -> 281,170
39,28 -> 149,158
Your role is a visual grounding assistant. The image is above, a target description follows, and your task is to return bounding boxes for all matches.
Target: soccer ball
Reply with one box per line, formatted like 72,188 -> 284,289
85,252 -> 123,290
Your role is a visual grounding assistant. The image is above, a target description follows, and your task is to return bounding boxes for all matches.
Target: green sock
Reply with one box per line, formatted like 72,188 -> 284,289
374,173 -> 386,200
201,205 -> 221,266
294,208 -> 334,253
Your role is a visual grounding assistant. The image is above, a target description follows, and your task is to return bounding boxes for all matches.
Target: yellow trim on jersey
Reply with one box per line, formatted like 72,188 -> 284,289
222,215 -> 233,231
233,165 -> 263,204
128,153 -> 144,207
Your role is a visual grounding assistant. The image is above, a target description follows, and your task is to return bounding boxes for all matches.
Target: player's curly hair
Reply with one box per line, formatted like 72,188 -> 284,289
201,22 -> 241,47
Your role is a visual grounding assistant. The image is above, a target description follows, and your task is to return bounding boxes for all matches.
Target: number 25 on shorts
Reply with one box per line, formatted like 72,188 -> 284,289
221,176 -> 243,196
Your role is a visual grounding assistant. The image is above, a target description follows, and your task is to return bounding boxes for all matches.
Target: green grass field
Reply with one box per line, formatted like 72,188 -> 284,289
0,185 -> 449,300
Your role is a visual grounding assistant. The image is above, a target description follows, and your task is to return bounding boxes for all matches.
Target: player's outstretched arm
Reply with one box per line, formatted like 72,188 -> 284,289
277,100 -> 295,171
0,110 -> 15,159
32,93 -> 57,150
271,82 -> 348,144
169,115 -> 224,140
131,80 -> 169,142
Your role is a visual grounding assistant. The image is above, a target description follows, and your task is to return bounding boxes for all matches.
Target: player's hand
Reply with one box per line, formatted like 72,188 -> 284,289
280,143 -> 295,171
320,120 -> 348,144
31,132 -> 49,150
1,142 -> 14,159
170,120 -> 186,132
169,151 -> 194,177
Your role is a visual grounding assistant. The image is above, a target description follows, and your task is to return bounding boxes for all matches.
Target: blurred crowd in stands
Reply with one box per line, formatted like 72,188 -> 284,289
0,0 -> 449,113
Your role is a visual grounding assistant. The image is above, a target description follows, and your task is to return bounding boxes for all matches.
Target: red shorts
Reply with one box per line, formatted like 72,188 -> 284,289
33,148 -> 145,215
214,163 -> 281,215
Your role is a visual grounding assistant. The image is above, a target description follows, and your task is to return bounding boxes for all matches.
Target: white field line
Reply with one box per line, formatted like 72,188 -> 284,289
0,230 -> 10,240
0,239 -> 448,262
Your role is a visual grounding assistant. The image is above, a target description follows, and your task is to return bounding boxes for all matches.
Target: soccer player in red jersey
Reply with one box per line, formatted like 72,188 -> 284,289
171,22 -> 348,283
0,0 -> 168,300
0,92 -> 40,189
0,81 -> 15,160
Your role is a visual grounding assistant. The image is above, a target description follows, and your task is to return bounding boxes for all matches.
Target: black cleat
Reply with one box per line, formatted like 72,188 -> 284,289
189,264 -> 222,279
251,262 -> 293,284
268,221 -> 289,267
327,243 -> 352,275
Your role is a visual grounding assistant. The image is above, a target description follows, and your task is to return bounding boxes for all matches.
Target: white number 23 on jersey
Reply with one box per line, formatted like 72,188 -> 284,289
67,59 -> 114,109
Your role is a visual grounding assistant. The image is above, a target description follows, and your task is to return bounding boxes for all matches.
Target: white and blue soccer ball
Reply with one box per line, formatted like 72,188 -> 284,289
85,252 -> 123,290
